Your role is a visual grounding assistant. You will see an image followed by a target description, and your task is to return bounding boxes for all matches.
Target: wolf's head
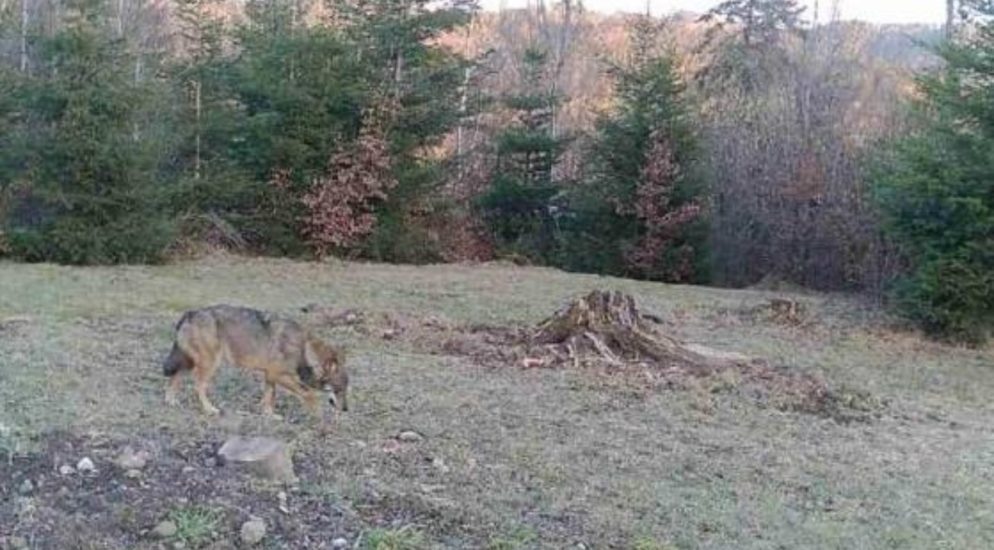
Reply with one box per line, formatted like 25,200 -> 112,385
300,339 -> 349,412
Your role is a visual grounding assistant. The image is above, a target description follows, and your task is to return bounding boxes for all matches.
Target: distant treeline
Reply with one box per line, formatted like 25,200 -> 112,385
0,0 -> 988,342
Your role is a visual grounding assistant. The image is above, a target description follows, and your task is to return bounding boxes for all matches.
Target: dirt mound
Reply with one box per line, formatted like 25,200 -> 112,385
0,431 -> 422,549
310,292 -> 882,423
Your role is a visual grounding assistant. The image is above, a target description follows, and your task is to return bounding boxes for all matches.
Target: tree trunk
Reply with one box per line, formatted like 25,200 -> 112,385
946,0 -> 956,39
194,79 -> 202,180
532,290 -> 752,369
20,0 -> 28,72
549,0 -> 572,140
456,64 -> 474,178
117,0 -> 124,37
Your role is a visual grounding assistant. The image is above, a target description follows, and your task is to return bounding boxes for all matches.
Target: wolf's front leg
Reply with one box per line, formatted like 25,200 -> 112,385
260,380 -> 281,418
165,372 -> 184,406
276,375 -> 323,421
193,372 -> 220,416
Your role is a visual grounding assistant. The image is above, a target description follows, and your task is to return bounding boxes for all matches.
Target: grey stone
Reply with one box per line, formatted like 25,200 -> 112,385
217,437 -> 296,483
76,457 -> 95,473
397,431 -> 423,443
152,520 -> 177,539
240,518 -> 267,546
431,457 -> 449,474
115,447 -> 151,470
17,479 -> 33,495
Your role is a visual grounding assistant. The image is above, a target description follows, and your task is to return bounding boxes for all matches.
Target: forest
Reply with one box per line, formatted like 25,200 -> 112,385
0,0 -> 990,342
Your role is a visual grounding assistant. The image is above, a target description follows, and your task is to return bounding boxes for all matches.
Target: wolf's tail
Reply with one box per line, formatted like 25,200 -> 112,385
163,342 -> 194,377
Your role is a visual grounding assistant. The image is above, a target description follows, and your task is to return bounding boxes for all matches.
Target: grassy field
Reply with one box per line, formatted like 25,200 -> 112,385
1,255 -> 992,549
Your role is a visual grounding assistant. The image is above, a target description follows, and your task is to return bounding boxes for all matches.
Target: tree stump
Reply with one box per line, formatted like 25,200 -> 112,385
531,290 -> 746,369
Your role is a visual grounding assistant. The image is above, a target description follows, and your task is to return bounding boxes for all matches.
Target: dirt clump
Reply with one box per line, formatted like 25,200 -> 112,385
311,291 -> 883,422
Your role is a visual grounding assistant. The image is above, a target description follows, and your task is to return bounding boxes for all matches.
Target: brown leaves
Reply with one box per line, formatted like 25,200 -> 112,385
301,107 -> 397,257
623,131 -> 702,281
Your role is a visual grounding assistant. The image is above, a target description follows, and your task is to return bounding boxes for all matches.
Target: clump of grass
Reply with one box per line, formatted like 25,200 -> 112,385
487,526 -> 538,549
362,525 -> 426,550
631,537 -> 678,550
169,505 -> 223,547
0,423 -> 27,465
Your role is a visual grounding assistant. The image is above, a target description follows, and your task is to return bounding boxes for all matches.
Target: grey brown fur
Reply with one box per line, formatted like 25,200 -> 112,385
163,305 -> 348,417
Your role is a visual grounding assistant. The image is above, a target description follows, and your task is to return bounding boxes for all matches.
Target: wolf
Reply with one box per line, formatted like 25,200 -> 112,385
162,305 -> 348,417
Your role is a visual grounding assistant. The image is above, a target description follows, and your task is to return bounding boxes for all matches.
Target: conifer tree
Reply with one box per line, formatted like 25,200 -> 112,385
873,0 -> 994,343
4,0 -> 172,263
479,46 -> 568,260
561,15 -> 707,282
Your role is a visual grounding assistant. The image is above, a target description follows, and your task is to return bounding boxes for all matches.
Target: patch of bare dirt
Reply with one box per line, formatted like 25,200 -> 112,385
306,292 -> 884,424
0,316 -> 31,336
0,430 -> 441,549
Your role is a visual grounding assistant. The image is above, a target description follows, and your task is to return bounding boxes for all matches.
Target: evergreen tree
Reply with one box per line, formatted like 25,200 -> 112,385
561,16 -> 707,282
479,46 -> 568,260
331,0 -> 473,262
210,0 -> 366,252
872,0 -> 994,343
698,0 -> 806,87
702,0 -> 805,48
171,0 -> 228,184
3,0 -> 173,264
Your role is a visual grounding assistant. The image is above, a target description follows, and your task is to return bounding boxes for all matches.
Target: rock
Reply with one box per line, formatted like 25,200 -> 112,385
58,464 -> 75,476
217,436 -> 296,483
17,479 -> 33,495
115,447 -> 151,470
331,537 -> 349,549
397,431 -> 423,443
381,440 -> 403,454
181,466 -> 195,474
172,542 -> 186,550
14,497 -> 35,516
9,535 -> 27,549
277,491 -> 289,514
76,457 -> 95,473
125,469 -> 142,479
431,457 -> 449,474
240,518 -> 267,546
152,520 -> 178,539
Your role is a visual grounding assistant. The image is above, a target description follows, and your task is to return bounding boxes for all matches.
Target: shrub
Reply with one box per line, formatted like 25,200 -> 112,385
872,2 -> 994,342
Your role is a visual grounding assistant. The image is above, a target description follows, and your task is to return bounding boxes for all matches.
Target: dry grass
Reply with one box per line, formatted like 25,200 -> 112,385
1,254 -> 993,548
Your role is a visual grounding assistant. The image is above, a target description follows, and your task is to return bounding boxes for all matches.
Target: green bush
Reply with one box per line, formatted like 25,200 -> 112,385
2,0 -> 175,264
478,175 -> 559,261
8,214 -> 174,265
559,17 -> 708,283
874,133 -> 993,342
872,4 -> 994,343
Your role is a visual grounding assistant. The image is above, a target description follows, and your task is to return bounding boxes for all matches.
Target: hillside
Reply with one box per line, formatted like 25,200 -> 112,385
1,256 -> 991,548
